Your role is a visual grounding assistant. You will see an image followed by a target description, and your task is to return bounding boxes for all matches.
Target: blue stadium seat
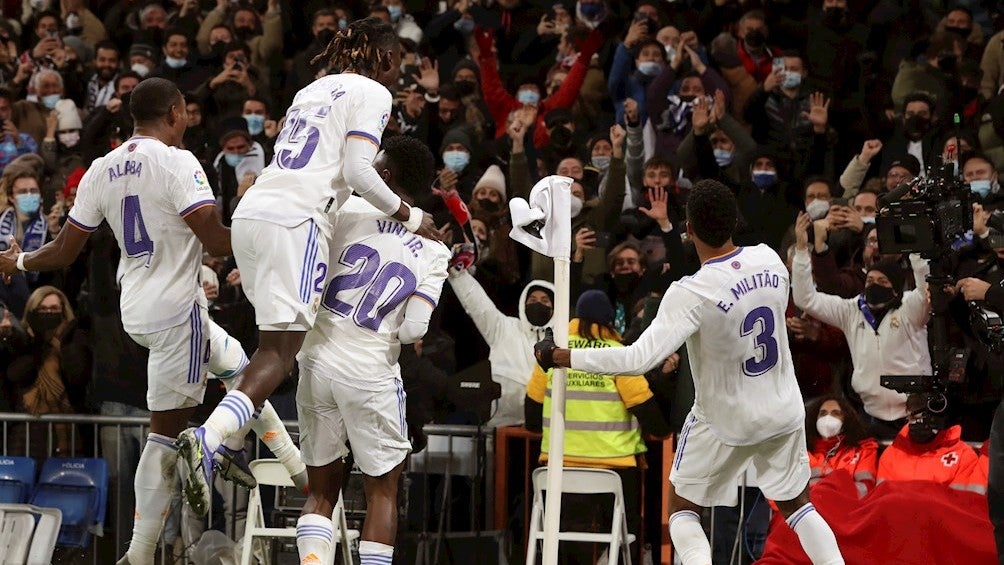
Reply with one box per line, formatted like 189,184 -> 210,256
29,458 -> 108,547
0,456 -> 35,504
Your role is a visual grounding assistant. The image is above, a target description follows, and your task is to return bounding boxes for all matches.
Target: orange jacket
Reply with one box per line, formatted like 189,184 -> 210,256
809,436 -> 878,497
877,425 -> 982,491
968,439 -> 990,493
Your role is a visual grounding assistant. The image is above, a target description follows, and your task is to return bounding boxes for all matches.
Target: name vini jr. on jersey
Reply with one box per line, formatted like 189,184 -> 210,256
716,269 -> 783,313
108,160 -> 143,182
375,219 -> 423,257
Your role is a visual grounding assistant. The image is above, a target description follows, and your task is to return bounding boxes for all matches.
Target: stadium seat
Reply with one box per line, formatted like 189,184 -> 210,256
241,459 -> 358,565
0,457 -> 35,504
29,458 -> 108,547
0,503 -> 62,565
526,467 -> 637,565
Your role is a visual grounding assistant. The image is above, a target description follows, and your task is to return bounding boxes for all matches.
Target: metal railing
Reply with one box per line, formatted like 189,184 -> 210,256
0,412 -> 495,564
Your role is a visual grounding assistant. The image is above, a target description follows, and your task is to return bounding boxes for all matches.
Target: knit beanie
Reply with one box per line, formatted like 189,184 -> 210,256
576,289 -> 614,326
868,259 -> 905,293
474,165 -> 506,199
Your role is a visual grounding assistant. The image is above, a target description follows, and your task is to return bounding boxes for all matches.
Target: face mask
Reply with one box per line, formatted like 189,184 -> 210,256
744,28 -> 766,50
517,90 -> 540,105
822,7 -> 846,28
970,179 -> 992,199
678,94 -> 696,104
27,311 -> 62,337
388,5 -> 403,22
316,28 -> 335,47
454,17 -> 475,34
211,41 -> 230,61
782,71 -> 802,90
224,152 -> 246,168
338,18 -> 347,30
131,63 -> 150,77
752,170 -> 776,189
443,150 -> 470,172
945,26 -> 971,38
455,80 -> 477,97
15,193 -> 41,215
816,414 -> 843,439
41,94 -> 60,110
713,148 -> 733,167
579,2 -> 603,19
861,216 -> 875,224
58,131 -> 80,147
165,56 -> 186,69
903,115 -> 930,141
665,46 -> 676,61
637,61 -> 662,77
570,195 -> 583,217
476,198 -> 499,213
864,284 -> 896,309
592,155 -> 611,172
234,27 -> 255,41
244,114 -> 265,135
525,301 -> 552,326
613,271 -> 641,293
908,419 -> 939,444
806,198 -> 831,220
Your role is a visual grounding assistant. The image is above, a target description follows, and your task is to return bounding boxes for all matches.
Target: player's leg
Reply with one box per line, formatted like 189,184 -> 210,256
359,461 -> 406,565
758,429 -> 844,565
297,460 -> 345,564
118,314 -> 210,565
668,487 -> 711,565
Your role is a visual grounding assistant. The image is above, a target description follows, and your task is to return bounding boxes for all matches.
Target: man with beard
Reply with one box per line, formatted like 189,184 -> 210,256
84,41 -> 120,115
881,92 -> 940,175
196,0 -> 282,78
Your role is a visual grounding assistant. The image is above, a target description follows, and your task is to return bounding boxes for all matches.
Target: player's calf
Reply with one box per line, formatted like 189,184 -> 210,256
777,488 -> 845,565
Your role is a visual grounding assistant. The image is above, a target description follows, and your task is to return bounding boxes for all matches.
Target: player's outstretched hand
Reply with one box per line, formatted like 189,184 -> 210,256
534,327 -> 557,370
0,237 -> 21,281
414,211 -> 445,243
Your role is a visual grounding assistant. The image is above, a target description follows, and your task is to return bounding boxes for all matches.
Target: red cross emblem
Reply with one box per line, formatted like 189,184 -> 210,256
850,453 -> 860,465
942,452 -> 958,467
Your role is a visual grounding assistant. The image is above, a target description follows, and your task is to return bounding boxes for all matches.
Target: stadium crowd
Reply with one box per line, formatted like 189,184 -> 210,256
1,0 -> 1004,562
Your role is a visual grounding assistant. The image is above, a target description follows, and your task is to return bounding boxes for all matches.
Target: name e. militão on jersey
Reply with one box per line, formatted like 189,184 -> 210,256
716,268 -> 785,313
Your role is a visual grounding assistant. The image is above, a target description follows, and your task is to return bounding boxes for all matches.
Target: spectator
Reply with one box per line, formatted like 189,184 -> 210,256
805,395 -> 878,497
382,0 -> 422,44
793,212 -> 930,439
678,88 -> 756,185
196,0 -> 282,77
0,87 -> 39,168
193,41 -> 266,124
0,166 -> 59,266
2,285 -> 91,459
608,17 -> 666,125
286,8 -> 338,101
127,41 -> 157,78
150,28 -> 213,95
211,117 -> 265,225
731,148 -> 800,252
877,393 -> 981,488
40,98 -> 84,194
437,126 -> 483,199
12,67 -> 63,146
731,10 -> 776,85
182,94 -> 211,165
79,70 -> 138,164
838,139 -> 884,197
962,152 -> 1003,210
881,92 -> 941,175
83,40 -> 119,114
980,26 -> 1004,99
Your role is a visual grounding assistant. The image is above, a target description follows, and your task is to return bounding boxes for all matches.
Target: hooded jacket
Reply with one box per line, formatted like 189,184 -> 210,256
877,424 -> 982,491
447,272 -> 554,427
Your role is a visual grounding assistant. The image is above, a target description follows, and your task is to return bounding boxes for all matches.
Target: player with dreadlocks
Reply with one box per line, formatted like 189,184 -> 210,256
176,16 -> 442,531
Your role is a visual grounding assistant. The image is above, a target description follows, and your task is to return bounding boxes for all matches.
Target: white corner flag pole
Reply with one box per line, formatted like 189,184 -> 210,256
507,175 -> 572,565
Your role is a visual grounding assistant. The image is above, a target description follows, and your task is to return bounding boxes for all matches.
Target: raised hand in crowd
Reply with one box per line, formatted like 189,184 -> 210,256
859,139 -> 882,164
685,45 -> 706,74
572,226 -> 596,263
2,117 -> 20,143
413,57 -> 439,95
610,123 -> 626,158
803,92 -> 831,134
438,167 -> 458,192
827,204 -> 864,233
507,118 -> 526,152
623,98 -> 639,126
795,211 -> 811,251
691,94 -> 712,135
787,313 -> 821,342
624,20 -> 647,48
639,186 -> 671,230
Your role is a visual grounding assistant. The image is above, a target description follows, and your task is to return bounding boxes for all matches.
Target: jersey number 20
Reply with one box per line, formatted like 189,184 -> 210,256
322,243 -> 417,330
741,306 -> 779,377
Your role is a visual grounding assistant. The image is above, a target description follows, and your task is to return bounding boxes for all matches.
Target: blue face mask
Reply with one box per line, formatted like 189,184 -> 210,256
224,153 -> 246,168
579,2 -> 603,19
453,17 -> 475,34
41,94 -> 60,110
244,114 -> 265,136
752,170 -> 777,189
970,179 -> 992,199
338,18 -> 348,30
782,71 -> 802,90
517,90 -> 540,105
165,56 -> 186,69
592,155 -> 610,172
637,61 -> 662,77
443,150 -> 470,173
713,148 -> 734,167
15,193 -> 40,216
388,5 -> 402,22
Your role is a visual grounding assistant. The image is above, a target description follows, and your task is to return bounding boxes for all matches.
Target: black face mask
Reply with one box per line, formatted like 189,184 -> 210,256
822,7 -> 846,28
944,26 -> 972,39
316,28 -> 335,48
962,85 -> 979,101
27,311 -> 62,338
744,28 -> 766,50
525,302 -> 552,326
613,272 -> 641,294
864,284 -> 896,309
908,419 -> 939,444
476,198 -> 499,213
455,80 -> 477,97
903,115 -> 931,141
679,94 -> 697,104
549,125 -> 573,148
211,41 -> 231,63
234,27 -> 256,41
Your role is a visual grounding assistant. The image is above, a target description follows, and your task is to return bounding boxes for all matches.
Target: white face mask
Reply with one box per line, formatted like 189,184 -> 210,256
816,415 -> 843,439
131,63 -> 150,77
570,195 -> 584,217
805,198 -> 831,220
58,131 -> 80,147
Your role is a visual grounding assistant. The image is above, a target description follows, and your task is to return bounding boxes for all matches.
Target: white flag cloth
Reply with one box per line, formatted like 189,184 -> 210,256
508,175 -> 572,259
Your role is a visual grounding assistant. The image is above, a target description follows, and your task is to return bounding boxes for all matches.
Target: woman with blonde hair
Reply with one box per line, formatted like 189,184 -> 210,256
2,285 -> 91,458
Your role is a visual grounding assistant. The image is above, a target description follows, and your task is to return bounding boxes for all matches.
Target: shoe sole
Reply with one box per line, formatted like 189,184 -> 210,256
176,430 -> 212,516
216,453 -> 258,489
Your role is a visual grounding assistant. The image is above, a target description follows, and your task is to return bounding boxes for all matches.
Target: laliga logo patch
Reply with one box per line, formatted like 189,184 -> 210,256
731,261 -> 741,270
193,169 -> 208,188
379,112 -> 389,131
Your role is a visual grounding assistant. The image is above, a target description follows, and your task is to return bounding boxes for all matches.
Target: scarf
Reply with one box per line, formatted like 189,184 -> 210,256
0,207 -> 15,252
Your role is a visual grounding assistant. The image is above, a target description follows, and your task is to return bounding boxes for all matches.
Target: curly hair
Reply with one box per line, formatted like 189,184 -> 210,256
686,179 -> 738,248
311,16 -> 398,79
381,134 -> 435,200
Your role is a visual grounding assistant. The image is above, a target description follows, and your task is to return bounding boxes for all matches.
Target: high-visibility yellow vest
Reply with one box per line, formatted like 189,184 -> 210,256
540,322 -> 647,467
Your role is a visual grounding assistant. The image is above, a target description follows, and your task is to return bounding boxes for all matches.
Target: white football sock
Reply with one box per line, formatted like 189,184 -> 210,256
668,510 -> 711,565
359,540 -> 394,565
202,390 -> 254,452
786,503 -> 844,565
125,434 -> 179,564
296,513 -> 333,565
251,402 -> 307,480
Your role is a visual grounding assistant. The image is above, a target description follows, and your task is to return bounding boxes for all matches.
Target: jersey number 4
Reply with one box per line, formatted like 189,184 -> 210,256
741,306 -> 779,377
122,195 -> 154,264
322,243 -> 417,331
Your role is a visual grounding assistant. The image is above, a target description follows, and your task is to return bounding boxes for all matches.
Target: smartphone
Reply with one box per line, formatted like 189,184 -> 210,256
232,60 -> 244,71
47,30 -> 59,39
594,231 -> 613,249
831,197 -> 849,207
772,57 -> 785,75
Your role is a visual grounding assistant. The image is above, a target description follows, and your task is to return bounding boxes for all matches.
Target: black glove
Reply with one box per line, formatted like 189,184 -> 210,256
534,327 -> 557,370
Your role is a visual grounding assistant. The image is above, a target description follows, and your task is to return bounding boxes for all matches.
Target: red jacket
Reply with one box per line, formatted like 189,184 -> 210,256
809,436 -> 878,497
877,424 -> 981,490
475,28 -> 604,148
737,43 -> 777,84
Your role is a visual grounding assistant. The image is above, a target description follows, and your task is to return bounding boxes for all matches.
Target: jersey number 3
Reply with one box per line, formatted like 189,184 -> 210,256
322,243 -> 417,331
741,306 -> 778,377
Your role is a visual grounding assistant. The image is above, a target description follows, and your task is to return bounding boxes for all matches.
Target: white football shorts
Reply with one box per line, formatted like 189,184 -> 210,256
671,412 -> 810,507
129,303 -> 210,411
232,217 -> 329,332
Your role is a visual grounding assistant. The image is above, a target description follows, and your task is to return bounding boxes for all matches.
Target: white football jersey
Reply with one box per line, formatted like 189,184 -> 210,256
299,197 -> 450,389
67,137 -> 216,334
232,73 -> 392,232
571,244 -> 804,446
